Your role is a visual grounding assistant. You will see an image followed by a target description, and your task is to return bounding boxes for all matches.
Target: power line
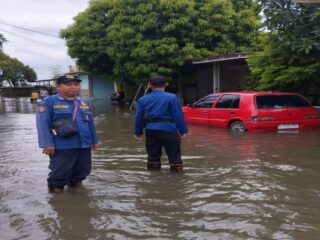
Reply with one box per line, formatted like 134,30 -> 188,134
0,20 -> 60,38
0,28 -> 66,53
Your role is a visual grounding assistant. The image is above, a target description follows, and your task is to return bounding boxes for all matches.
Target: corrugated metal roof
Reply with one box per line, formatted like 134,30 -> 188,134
192,53 -> 251,64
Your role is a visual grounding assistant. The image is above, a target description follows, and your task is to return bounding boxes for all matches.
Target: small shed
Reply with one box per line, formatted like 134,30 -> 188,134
66,66 -> 115,100
183,53 -> 250,104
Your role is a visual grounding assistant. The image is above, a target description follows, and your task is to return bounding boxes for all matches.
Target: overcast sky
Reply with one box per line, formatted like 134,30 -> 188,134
0,0 -> 89,80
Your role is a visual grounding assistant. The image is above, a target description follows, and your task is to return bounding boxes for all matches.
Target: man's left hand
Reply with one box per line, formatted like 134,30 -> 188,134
180,133 -> 188,139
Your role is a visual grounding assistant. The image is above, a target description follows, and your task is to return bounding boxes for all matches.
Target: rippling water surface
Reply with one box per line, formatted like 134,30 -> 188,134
0,97 -> 320,239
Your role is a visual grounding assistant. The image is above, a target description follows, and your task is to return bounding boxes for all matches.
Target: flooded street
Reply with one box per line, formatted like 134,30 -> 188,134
1,97 -> 320,240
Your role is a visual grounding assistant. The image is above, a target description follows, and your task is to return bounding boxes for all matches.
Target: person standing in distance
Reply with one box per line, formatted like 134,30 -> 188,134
134,75 -> 188,172
36,75 -> 99,193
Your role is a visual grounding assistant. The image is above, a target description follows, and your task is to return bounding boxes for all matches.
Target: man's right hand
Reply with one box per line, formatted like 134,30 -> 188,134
134,135 -> 143,140
42,147 -> 55,155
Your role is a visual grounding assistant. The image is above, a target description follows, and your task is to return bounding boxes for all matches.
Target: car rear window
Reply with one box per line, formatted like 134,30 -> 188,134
256,95 -> 311,109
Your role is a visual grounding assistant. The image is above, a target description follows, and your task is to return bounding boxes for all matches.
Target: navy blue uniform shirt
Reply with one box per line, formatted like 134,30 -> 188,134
36,93 -> 99,149
134,90 -> 188,135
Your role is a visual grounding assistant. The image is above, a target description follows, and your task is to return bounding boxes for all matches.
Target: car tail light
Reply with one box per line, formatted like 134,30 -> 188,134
304,114 -> 318,119
250,116 -> 274,122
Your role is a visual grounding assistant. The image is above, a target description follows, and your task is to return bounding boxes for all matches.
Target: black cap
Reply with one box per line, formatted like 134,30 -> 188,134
56,74 -> 81,84
149,75 -> 167,87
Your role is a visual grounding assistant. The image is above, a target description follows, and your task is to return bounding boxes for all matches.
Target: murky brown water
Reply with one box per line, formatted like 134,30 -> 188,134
0,97 -> 320,240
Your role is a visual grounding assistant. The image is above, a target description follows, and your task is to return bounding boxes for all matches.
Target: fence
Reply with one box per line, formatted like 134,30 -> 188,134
0,87 -> 34,97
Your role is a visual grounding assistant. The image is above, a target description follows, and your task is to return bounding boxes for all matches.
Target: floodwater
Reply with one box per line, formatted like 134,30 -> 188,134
0,97 -> 320,240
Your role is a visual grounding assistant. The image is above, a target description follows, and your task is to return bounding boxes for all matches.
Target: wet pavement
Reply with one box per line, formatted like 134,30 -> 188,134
0,97 -> 320,239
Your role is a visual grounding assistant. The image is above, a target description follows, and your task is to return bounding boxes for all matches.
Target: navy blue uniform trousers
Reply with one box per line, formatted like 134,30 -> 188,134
145,129 -> 182,165
48,148 -> 91,188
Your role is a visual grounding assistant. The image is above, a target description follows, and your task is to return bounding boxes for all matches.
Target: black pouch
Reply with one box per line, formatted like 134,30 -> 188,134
51,118 -> 78,138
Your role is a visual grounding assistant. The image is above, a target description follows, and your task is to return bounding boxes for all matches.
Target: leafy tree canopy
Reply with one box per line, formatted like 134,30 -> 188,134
61,0 -> 260,84
0,33 -> 6,50
0,52 -> 37,86
247,0 -> 320,97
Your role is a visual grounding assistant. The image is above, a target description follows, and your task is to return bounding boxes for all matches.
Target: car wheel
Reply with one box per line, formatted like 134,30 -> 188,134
230,121 -> 246,132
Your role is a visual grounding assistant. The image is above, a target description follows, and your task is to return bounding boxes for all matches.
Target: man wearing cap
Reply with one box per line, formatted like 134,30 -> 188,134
36,74 -> 99,193
134,75 -> 188,172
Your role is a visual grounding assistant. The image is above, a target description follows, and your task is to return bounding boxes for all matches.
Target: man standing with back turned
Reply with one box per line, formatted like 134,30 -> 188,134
36,75 -> 98,193
134,75 -> 188,172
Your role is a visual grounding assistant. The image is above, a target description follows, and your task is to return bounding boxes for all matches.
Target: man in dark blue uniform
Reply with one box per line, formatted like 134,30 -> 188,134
134,75 -> 188,172
36,75 -> 99,193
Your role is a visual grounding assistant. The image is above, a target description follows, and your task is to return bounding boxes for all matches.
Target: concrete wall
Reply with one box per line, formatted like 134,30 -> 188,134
79,74 -> 90,97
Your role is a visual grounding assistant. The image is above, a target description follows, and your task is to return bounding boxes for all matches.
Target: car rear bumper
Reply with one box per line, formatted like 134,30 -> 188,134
245,119 -> 320,131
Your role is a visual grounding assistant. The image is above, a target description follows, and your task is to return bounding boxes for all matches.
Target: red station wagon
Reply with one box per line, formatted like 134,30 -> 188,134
182,92 -> 320,132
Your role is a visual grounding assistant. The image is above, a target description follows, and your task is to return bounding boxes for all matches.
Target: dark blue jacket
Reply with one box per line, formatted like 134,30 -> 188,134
134,90 -> 188,135
36,93 -> 99,149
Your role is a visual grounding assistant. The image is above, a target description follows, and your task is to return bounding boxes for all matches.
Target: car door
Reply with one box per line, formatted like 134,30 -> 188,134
186,95 -> 219,125
209,94 -> 241,127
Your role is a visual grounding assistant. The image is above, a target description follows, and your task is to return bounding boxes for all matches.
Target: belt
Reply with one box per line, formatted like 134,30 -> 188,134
146,118 -> 173,123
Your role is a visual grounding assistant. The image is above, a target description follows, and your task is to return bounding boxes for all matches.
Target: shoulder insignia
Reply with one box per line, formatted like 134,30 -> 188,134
80,100 -> 90,109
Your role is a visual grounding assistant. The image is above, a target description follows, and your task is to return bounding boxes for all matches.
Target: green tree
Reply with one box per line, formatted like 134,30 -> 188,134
0,52 -> 37,86
60,0 -> 114,75
62,0 -> 261,84
247,0 -> 320,97
0,33 -> 6,50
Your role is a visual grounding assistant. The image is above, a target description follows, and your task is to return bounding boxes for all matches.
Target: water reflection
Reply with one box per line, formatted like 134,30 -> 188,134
133,172 -> 190,239
181,125 -> 320,239
0,97 -> 36,113
0,98 -> 320,239
46,188 -> 97,240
